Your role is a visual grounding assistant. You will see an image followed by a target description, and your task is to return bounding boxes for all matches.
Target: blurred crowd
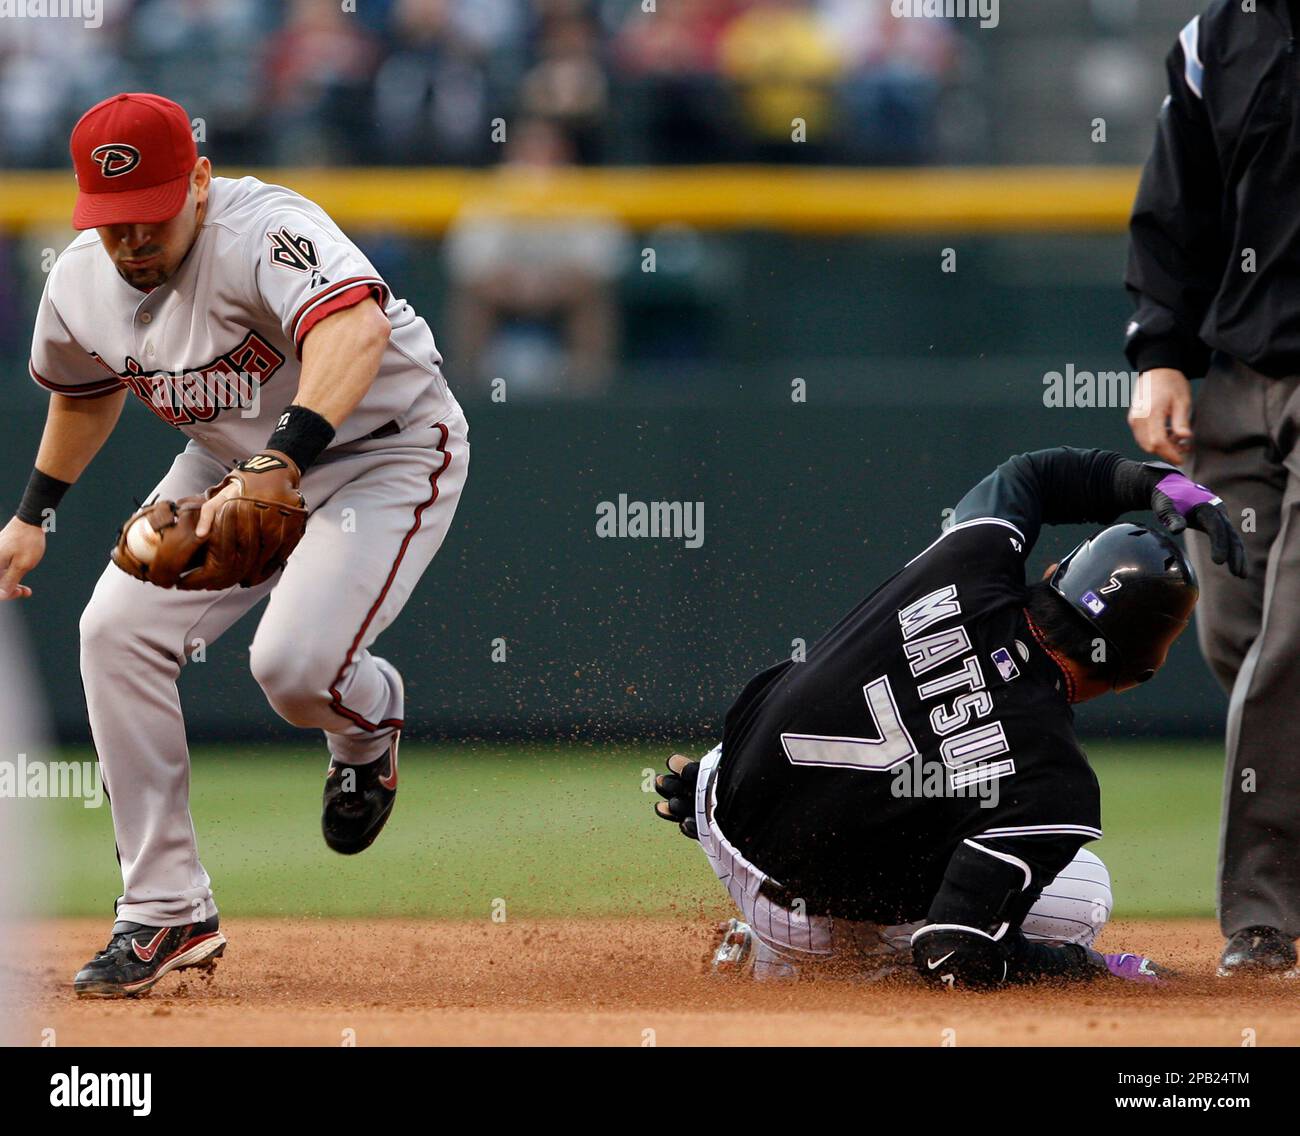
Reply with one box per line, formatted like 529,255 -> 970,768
0,0 -> 967,399
0,0 -> 958,169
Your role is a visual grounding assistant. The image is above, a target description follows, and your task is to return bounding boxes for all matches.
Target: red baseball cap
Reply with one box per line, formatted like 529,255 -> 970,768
70,93 -> 198,230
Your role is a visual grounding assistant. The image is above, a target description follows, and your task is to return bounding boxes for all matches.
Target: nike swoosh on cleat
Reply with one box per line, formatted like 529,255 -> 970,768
378,737 -> 398,791
927,952 -> 955,970
132,927 -> 169,963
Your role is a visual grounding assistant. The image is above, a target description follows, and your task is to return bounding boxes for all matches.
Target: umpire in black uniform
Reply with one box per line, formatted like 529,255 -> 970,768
1126,0 -> 1300,975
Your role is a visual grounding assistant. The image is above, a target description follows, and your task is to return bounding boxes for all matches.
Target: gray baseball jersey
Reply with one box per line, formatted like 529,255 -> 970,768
31,175 -> 455,465
33,175 -> 470,928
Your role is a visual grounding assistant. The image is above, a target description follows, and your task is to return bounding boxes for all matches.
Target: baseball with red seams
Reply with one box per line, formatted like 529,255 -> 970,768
125,515 -> 162,563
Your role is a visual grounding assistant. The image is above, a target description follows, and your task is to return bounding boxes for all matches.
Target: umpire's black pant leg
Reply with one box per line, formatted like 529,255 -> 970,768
1189,358 -> 1300,937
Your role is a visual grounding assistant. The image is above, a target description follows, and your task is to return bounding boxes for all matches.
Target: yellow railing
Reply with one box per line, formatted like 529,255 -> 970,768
0,166 -> 1139,234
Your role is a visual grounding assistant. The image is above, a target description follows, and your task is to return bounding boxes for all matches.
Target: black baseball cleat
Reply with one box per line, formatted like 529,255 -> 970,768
1217,926 -> 1297,977
73,916 -> 226,997
322,733 -> 399,855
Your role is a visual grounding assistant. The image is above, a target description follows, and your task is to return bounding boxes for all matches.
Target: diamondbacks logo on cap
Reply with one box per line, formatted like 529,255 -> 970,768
91,143 -> 141,178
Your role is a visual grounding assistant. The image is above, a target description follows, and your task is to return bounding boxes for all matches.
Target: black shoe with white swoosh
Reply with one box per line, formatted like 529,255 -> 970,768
73,916 -> 226,997
321,734 -> 399,855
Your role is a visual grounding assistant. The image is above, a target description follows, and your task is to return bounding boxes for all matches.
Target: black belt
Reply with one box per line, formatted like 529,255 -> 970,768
364,419 -> 401,440
756,877 -> 835,917
706,760 -> 829,915
757,876 -> 800,907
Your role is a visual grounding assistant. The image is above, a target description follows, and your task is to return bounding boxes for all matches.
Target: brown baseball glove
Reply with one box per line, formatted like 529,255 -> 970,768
112,450 -> 309,590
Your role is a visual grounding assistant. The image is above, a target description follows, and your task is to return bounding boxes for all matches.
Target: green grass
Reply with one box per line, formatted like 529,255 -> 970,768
42,742 -> 1225,920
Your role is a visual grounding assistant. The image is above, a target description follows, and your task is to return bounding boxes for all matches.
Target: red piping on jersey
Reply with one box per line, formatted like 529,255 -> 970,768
29,360 -> 124,398
290,276 -> 388,357
1023,608 -> 1077,704
326,421 -> 452,732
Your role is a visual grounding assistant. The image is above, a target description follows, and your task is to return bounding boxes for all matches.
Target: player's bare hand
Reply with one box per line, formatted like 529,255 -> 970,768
0,516 -> 46,600
194,480 -> 243,540
1128,368 -> 1193,465
654,753 -> 700,839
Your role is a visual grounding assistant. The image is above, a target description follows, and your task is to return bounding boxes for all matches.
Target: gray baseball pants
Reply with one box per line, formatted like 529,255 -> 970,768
79,403 -> 469,927
1187,357 -> 1300,939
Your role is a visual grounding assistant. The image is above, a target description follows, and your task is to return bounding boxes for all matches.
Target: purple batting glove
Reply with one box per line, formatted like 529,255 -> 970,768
1103,951 -> 1164,984
1148,466 -> 1247,578
1153,471 -> 1218,518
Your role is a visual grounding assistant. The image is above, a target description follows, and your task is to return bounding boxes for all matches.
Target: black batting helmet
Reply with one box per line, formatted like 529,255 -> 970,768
1048,523 -> 1199,690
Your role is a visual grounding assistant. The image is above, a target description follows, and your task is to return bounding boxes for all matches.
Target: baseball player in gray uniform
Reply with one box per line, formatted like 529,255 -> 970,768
0,93 -> 469,996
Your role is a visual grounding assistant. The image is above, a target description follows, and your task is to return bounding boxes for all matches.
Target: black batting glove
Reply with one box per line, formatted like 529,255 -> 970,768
654,753 -> 700,840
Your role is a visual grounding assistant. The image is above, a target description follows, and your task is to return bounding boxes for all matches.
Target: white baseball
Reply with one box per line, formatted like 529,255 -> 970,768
125,515 -> 162,563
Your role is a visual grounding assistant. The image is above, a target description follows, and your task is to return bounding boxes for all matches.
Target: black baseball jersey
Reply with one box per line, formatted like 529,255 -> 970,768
713,447 -> 1146,931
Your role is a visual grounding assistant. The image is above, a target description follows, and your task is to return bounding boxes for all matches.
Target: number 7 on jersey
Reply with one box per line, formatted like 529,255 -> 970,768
780,676 -> 920,772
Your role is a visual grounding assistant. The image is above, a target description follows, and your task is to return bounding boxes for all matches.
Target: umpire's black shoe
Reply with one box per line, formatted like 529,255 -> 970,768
322,735 -> 399,855
1217,926 -> 1297,977
73,916 -> 226,997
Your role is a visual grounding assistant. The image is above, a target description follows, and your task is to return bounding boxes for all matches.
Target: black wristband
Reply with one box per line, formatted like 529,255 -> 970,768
1007,936 -> 1098,984
1112,457 -> 1165,513
16,468 -> 72,528
265,404 -> 335,473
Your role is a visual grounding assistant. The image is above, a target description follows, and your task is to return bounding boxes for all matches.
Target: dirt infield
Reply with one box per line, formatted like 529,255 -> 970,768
14,917 -> 1298,1046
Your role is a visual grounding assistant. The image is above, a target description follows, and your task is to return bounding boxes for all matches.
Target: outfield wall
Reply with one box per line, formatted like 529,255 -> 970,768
6,369 -> 1226,744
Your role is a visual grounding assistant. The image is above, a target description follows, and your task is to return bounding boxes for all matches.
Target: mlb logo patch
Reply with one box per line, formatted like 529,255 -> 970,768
991,647 -> 1020,682
1081,590 -> 1106,615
